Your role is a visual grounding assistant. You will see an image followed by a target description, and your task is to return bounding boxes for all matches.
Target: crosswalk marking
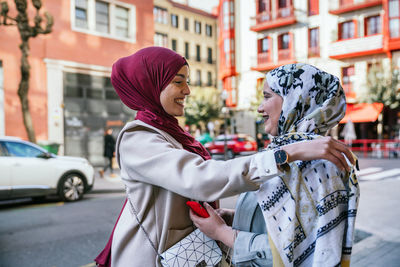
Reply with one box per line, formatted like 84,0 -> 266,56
356,167 -> 382,176
358,168 -> 400,181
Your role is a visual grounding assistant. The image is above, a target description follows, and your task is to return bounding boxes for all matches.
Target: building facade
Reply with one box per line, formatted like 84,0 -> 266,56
154,0 -> 218,90
249,0 -> 400,139
0,0 -> 153,165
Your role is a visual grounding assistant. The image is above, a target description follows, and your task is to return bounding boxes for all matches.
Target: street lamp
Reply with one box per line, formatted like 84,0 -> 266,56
221,90 -> 229,160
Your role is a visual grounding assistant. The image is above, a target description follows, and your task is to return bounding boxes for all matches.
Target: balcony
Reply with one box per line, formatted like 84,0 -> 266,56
250,6 -> 296,32
329,34 -> 384,59
251,51 -> 296,72
308,46 -> 320,58
329,0 -> 382,15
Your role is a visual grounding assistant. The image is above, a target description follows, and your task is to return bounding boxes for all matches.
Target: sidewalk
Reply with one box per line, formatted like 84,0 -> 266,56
89,167 -> 125,194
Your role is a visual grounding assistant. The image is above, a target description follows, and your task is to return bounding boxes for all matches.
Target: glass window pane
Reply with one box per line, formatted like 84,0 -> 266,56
389,0 -> 399,18
76,0 -> 87,9
5,142 -> 43,157
96,1 -> 109,33
390,19 -> 400,37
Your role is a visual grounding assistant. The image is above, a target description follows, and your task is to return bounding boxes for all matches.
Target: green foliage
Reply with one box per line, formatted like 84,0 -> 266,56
363,64 -> 400,109
184,87 -> 222,126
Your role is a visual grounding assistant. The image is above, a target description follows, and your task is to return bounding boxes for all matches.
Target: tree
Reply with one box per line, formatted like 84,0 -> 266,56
363,63 -> 400,109
362,63 -> 400,139
184,87 -> 222,129
0,0 -> 53,143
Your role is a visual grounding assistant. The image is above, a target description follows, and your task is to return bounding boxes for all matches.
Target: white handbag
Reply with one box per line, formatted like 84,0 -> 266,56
127,195 -> 222,267
160,228 -> 222,267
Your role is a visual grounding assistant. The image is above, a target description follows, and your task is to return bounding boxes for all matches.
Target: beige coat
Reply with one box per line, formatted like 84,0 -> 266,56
111,120 -> 278,267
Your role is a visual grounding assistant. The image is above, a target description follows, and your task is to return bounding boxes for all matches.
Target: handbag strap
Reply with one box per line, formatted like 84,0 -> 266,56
125,189 -> 164,260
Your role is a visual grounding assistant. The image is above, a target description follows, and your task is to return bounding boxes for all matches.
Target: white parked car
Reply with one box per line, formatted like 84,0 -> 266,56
0,136 -> 94,202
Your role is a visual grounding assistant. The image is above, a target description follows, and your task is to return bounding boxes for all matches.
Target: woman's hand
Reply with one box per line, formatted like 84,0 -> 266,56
215,208 -> 235,226
282,136 -> 355,171
190,203 -> 236,248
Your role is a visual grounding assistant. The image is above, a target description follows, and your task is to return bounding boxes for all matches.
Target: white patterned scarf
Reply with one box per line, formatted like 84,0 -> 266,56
256,64 -> 360,267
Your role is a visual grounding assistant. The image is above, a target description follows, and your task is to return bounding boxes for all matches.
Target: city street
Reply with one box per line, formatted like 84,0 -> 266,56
0,158 -> 399,266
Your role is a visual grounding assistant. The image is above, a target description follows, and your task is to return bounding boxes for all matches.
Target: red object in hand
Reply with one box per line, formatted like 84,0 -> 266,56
186,201 -> 210,218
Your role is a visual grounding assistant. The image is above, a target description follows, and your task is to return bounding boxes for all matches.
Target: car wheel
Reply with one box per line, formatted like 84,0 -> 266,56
226,149 -> 235,159
58,173 -> 85,202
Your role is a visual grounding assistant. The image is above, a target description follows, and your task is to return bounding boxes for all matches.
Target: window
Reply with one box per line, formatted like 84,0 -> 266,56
308,0 -> 319,16
75,0 -> 88,29
278,33 -> 290,50
223,1 -> 235,30
259,37 -> 269,53
339,21 -> 356,40
72,0 -> 136,41
342,66 -> 355,97
184,18 -> 189,31
389,0 -> 400,37
207,72 -> 212,86
155,32 -> 168,47
196,45 -> 201,61
154,6 -> 168,24
365,15 -> 381,36
207,48 -> 213,64
115,6 -> 129,37
185,42 -> 189,59
278,33 -> 291,60
206,24 -> 212,37
308,27 -> 319,57
171,14 -> 178,28
4,142 -> 43,157
172,39 -> 177,51
95,1 -> 109,33
258,0 -> 267,13
196,70 -> 202,86
195,21 -> 201,34
278,0 -> 291,17
223,38 -> 235,66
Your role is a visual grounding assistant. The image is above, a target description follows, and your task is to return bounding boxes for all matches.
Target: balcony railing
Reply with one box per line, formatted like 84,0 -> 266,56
308,46 -> 320,57
257,52 -> 272,65
251,6 -> 295,31
329,0 -> 382,15
329,34 -> 383,59
278,49 -> 291,61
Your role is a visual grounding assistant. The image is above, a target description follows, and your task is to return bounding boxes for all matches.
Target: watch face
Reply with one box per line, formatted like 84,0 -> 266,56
274,150 -> 288,165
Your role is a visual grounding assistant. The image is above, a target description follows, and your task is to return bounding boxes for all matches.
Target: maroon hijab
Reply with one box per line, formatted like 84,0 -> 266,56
111,46 -> 210,160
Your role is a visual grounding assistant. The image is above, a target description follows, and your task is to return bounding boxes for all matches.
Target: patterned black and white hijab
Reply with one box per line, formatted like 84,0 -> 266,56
257,64 -> 359,267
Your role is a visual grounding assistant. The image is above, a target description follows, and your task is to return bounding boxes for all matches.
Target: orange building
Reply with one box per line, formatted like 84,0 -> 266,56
0,0 -> 153,164
250,0 -> 400,139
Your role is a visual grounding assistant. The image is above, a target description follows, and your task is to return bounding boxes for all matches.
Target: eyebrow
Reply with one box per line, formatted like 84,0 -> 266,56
175,74 -> 186,78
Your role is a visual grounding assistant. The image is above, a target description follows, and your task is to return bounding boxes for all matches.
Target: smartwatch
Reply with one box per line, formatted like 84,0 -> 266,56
274,148 -> 289,166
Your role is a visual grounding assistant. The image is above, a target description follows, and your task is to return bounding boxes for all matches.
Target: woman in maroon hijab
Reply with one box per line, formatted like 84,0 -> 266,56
95,47 -> 354,267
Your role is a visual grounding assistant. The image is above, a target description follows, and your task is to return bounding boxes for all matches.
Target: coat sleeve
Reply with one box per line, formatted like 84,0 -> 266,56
118,129 -> 278,201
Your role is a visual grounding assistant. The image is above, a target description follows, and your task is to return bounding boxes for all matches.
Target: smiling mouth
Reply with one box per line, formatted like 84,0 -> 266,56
175,99 -> 185,106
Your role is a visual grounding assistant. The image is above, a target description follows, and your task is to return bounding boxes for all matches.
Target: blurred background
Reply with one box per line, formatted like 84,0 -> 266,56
0,0 -> 399,266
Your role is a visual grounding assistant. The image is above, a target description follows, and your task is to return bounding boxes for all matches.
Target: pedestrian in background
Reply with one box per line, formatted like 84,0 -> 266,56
99,128 -> 115,178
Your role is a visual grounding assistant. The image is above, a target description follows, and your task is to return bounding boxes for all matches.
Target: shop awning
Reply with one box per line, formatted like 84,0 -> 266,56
340,103 -> 384,123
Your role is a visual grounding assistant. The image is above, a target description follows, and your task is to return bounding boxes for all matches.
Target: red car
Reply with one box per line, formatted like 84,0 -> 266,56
204,134 -> 257,159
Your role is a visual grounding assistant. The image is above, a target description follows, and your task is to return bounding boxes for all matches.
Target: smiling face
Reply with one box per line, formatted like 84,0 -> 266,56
257,82 -> 283,136
160,65 -> 190,116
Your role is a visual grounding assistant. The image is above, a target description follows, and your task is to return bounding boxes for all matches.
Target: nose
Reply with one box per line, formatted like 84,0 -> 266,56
182,83 -> 190,95
257,103 -> 263,114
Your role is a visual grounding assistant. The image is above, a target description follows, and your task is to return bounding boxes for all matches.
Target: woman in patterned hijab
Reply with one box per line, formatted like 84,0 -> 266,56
256,63 -> 360,267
